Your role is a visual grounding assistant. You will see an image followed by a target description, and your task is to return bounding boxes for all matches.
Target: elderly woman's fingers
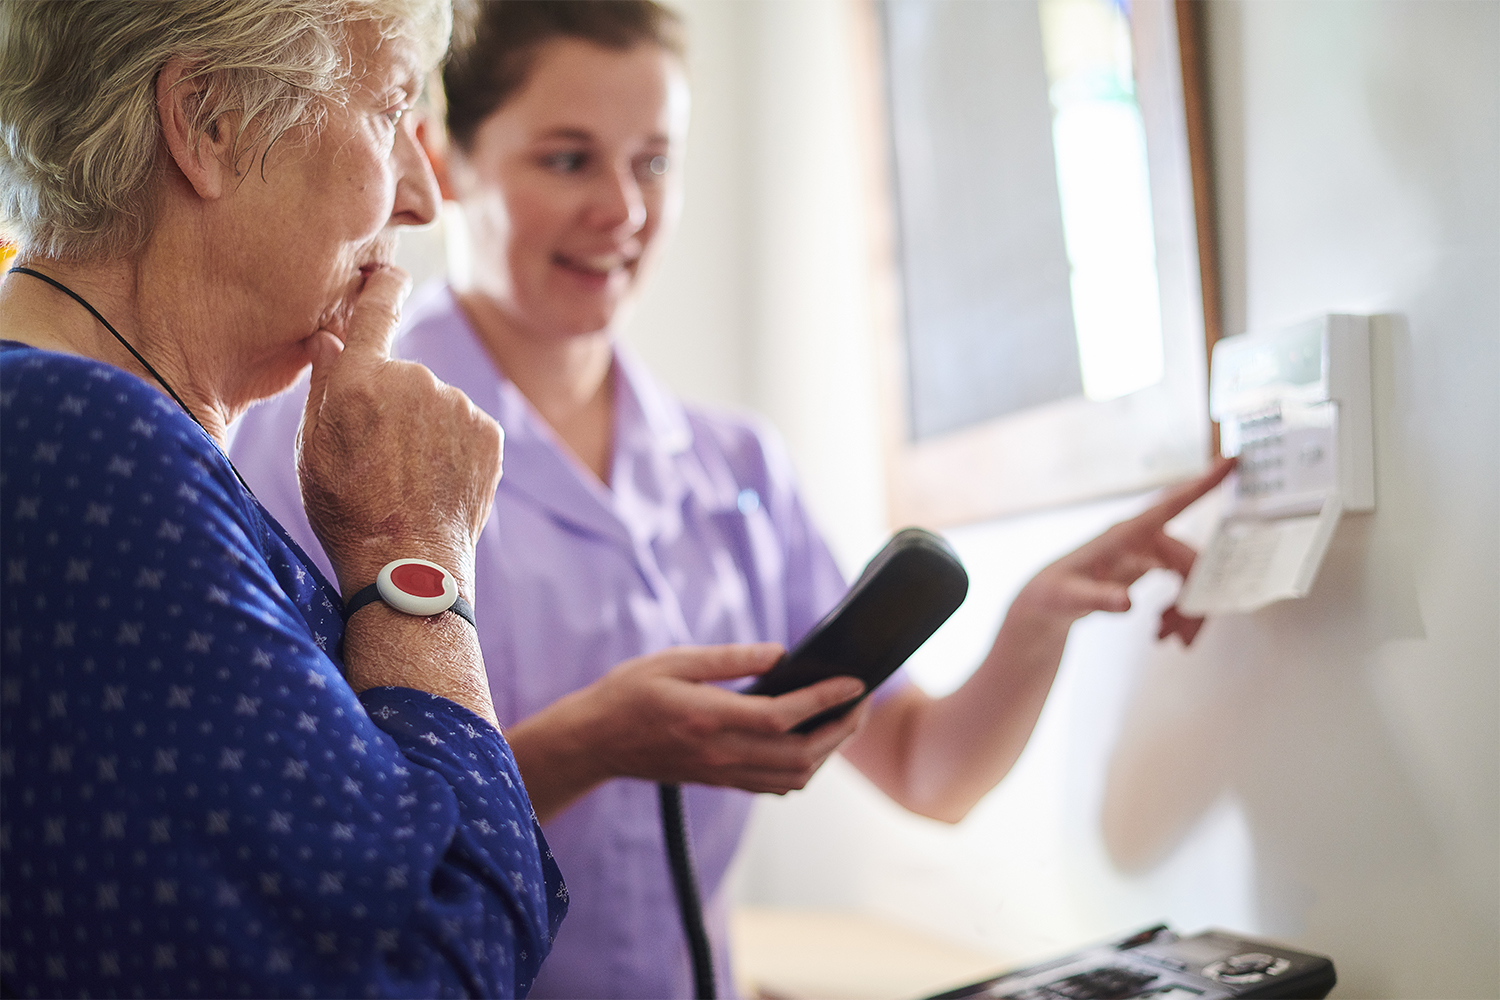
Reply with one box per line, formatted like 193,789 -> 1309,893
338,265 -> 411,366
299,266 -> 406,450
295,265 -> 503,597
298,330 -> 345,448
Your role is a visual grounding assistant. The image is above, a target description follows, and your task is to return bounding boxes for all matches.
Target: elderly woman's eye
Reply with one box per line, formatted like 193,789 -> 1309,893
383,107 -> 408,127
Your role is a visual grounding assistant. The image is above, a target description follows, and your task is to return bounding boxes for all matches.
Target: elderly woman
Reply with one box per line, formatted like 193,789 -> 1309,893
0,1 -> 564,996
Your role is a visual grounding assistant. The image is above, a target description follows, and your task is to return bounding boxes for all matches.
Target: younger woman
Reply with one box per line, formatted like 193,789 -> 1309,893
231,3 -> 1229,996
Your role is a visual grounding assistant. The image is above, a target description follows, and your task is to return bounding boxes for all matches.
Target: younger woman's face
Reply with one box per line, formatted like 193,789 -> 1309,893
439,38 -> 689,340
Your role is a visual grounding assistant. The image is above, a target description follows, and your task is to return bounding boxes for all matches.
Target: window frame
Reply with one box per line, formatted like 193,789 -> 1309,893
854,0 -> 1222,528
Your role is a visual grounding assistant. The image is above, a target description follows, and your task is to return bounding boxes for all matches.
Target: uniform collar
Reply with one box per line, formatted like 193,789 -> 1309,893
608,335 -> 744,518
612,345 -> 692,460
609,343 -> 705,543
397,284 -> 710,549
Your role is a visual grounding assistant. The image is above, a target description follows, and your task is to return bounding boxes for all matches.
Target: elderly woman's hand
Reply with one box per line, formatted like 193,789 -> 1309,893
296,266 -> 504,603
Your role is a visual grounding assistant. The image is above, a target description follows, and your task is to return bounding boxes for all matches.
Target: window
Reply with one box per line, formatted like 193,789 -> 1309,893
865,0 -> 1220,525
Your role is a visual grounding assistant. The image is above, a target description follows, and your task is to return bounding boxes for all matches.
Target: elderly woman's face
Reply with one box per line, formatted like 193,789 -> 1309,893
227,21 -> 438,386
443,38 -> 689,340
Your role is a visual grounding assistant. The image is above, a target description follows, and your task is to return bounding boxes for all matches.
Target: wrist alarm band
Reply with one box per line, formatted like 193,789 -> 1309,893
345,558 -> 476,628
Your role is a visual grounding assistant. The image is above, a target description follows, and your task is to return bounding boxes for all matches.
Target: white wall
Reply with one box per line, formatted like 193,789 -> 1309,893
1180,6 -> 1498,995
623,2 -> 1497,998
622,0 -> 756,411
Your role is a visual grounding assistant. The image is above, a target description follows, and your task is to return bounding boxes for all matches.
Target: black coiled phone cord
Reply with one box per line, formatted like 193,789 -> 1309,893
658,782 -> 716,999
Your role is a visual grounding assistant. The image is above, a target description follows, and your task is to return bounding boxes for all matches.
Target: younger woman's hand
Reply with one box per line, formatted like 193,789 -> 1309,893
1012,457 -> 1235,645
505,643 -> 868,822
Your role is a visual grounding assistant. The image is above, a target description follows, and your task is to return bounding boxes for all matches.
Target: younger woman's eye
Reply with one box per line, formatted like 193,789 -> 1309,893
638,154 -> 671,179
543,150 -> 588,173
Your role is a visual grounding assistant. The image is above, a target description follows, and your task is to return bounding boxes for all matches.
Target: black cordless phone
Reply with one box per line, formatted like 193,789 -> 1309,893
662,528 -> 966,998
746,527 -> 969,733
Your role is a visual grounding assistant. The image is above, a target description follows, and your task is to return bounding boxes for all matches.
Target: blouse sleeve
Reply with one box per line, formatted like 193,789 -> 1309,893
0,350 -> 565,998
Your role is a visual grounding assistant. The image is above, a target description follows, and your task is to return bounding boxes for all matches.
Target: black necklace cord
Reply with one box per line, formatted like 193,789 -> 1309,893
7,264 -> 254,495
658,782 -> 716,1000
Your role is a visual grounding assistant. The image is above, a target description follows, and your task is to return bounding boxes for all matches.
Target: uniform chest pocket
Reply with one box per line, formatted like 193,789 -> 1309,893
704,492 -> 788,645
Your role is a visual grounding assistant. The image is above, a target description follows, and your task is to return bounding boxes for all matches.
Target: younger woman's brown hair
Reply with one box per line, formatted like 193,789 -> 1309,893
443,0 -> 685,151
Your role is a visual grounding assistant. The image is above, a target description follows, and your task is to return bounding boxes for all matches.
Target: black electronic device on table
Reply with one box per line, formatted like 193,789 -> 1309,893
745,526 -> 969,733
925,925 -> 1336,1000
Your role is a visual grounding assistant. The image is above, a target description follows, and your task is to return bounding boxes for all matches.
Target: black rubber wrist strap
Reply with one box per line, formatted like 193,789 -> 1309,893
659,782 -> 716,999
343,584 -> 477,629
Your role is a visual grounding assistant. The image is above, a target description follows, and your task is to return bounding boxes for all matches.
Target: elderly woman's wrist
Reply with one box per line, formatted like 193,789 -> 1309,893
342,607 -> 497,725
332,538 -> 476,604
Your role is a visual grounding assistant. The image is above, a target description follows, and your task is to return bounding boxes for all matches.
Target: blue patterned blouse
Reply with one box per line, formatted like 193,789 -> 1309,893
0,343 -> 567,998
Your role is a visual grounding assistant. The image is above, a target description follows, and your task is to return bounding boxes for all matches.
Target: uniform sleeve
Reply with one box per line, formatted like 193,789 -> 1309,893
1,354 -> 564,998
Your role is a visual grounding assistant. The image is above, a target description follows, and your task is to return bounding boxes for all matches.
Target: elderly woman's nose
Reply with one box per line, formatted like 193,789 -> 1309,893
588,164 -> 648,235
392,125 -> 440,227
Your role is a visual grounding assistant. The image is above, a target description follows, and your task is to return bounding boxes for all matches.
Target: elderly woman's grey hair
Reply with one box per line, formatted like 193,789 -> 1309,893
0,0 -> 450,261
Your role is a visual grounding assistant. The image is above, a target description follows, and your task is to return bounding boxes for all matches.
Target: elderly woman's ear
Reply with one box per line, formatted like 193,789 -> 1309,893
156,57 -> 237,201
